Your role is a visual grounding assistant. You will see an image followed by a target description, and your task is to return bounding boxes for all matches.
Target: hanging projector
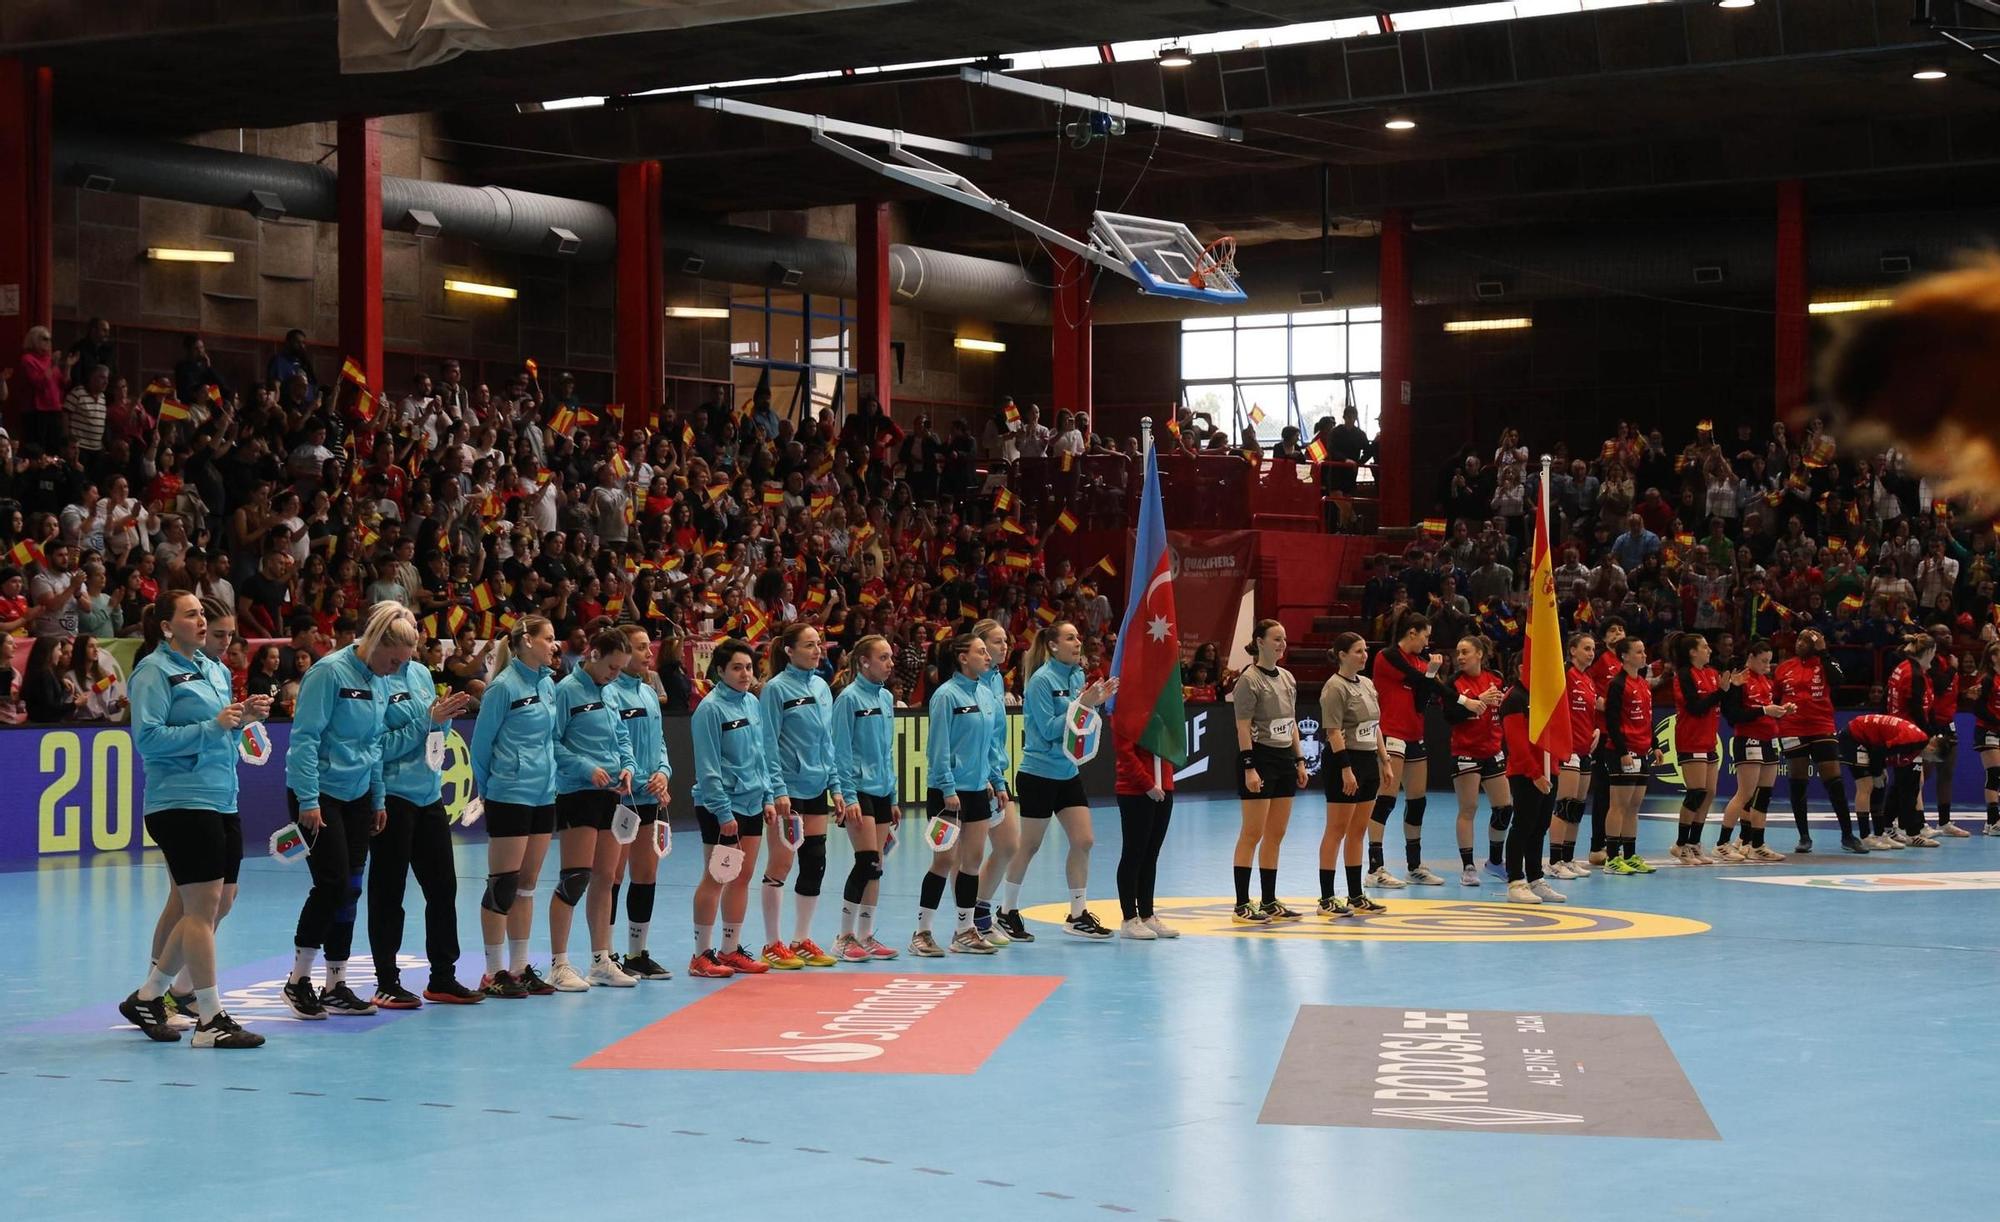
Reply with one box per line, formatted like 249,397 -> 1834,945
1066,110 -> 1127,148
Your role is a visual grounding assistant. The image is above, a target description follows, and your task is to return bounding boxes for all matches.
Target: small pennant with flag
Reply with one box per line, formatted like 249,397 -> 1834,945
340,357 -> 367,386
1055,509 -> 1079,534
9,539 -> 48,569
144,377 -> 173,398
993,487 -> 1015,514
1247,403 -> 1266,426
1305,435 -> 1329,463
158,398 -> 191,422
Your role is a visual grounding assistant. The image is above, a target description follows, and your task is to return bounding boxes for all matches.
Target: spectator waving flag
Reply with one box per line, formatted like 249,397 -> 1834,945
1108,427 -> 1187,765
1521,456 -> 1570,777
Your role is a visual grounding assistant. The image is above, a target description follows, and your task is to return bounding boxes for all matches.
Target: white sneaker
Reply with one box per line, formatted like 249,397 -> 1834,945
1908,829 -> 1941,848
1408,865 -> 1446,886
1143,914 -> 1180,939
1506,880 -> 1542,905
1747,845 -> 1787,863
1546,861 -> 1574,880
1713,842 -> 1745,863
1529,879 -> 1567,904
587,957 -> 636,988
1686,846 -> 1716,865
1119,918 -> 1157,940
1367,867 -> 1407,889
1888,829 -> 1913,846
1875,834 -> 1906,851
1459,865 -> 1480,886
1985,822 -> 2000,837
1669,844 -> 1691,863
1568,859 -> 1593,877
1937,821 -> 1971,838
547,961 -> 591,992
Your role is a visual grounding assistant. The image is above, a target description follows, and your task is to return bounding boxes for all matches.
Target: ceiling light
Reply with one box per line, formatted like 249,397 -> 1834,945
954,337 -> 1006,353
1443,317 -> 1532,333
444,278 -> 518,300
1384,118 -> 1417,131
1912,69 -> 1947,81
146,247 -> 234,264
1715,0 -> 1756,9
1158,44 -> 1193,68
1808,298 -> 1893,315
666,306 -> 730,319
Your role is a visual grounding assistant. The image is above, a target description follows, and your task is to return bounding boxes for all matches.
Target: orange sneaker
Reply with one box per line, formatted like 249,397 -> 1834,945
688,950 -> 736,979
761,941 -> 805,970
719,947 -> 770,974
791,938 -> 838,967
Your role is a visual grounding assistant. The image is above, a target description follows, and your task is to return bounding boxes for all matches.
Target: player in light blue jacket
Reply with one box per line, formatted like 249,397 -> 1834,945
118,590 -> 270,1049
996,619 -> 1118,942
830,633 -> 901,962
607,623 -> 674,981
281,602 -> 408,1021
756,623 -> 841,970
467,614 -> 561,999
911,631 -> 1007,958
545,626 -> 639,992
689,638 -> 782,979
971,619 -> 1021,943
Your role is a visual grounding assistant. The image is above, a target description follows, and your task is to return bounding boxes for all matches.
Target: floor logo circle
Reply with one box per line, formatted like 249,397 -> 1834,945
1019,898 -> 1708,942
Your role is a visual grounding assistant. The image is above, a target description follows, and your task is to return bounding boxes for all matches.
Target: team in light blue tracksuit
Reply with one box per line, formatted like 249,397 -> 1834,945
692,682 -> 781,834
914,648 -> 1009,955
929,669 -> 1007,800
610,671 -> 672,803
760,660 -> 841,956
551,666 -> 637,799
471,656 -> 559,810
1021,656 -> 1087,784
285,643 -> 392,987
609,663 -> 672,971
369,659 -> 474,998
832,657 -> 900,957
546,656 -> 640,981
832,672 -> 897,809
467,620 -> 563,999
129,643 -> 239,820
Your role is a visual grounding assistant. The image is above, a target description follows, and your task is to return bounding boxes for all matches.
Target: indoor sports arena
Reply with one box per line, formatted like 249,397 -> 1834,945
4,2 -> 1999,1219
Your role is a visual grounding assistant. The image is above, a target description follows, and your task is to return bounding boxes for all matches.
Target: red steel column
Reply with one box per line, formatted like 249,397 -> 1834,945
1774,179 -> 1809,421
856,201 -> 892,416
1051,250 -> 1094,431
617,160 -> 664,427
0,59 -> 54,381
336,116 -> 383,392
1377,208 -> 1412,526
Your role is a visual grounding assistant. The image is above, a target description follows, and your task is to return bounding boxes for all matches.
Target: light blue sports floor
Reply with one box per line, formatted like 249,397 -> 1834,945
4,795 -> 1997,1222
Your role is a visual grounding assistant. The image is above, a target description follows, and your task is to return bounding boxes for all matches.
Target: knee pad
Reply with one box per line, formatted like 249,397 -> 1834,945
1402,797 -> 1427,830
1984,766 -> 2000,793
335,870 -> 363,924
1684,788 -> 1709,812
626,882 -> 656,923
1752,786 -> 1773,815
480,871 -> 519,915
1488,806 -> 1513,834
761,874 -> 785,890
1370,795 -> 1395,826
553,867 -> 590,907
857,849 -> 883,881
796,834 -> 828,897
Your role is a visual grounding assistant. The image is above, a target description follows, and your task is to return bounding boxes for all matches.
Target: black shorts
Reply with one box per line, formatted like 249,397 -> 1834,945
1238,744 -> 1300,800
145,808 -> 234,886
695,805 -> 763,845
631,802 -> 659,824
1607,755 -> 1651,786
857,792 -> 896,824
1839,733 -> 1887,779
485,800 -> 557,839
1560,752 -> 1591,775
1384,735 -> 1425,761
928,787 -> 993,823
1327,749 -> 1381,803
1677,748 -> 1717,764
787,792 -> 830,816
1452,752 -> 1506,780
1780,735 -> 1839,765
1731,737 -> 1777,766
556,789 -> 618,832
1016,771 -> 1088,819
1978,728 -> 2000,752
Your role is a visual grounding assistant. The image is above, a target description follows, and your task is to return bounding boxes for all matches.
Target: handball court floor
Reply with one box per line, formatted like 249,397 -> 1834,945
3,795 -> 1996,1222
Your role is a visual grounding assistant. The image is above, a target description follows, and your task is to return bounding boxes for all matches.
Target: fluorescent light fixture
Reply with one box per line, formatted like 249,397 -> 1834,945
444,278 -> 518,300
1384,118 -> 1417,131
1808,298 -> 1893,315
1443,317 -> 1533,333
1158,44 -> 1193,67
1715,0 -> 1755,9
147,247 -> 234,263
954,337 -> 1007,353
666,306 -> 730,319
1912,69 -> 1947,81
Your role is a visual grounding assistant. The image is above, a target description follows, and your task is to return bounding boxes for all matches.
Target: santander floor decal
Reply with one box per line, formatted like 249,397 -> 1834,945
578,974 -> 1064,1074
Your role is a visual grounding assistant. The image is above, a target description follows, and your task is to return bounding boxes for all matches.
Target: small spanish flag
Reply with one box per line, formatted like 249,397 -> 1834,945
1247,403 -> 1266,426
352,389 -> 377,422
1840,594 -> 1865,612
1004,552 -> 1031,570
1675,532 -> 1695,546
762,487 -> 785,508
1164,417 -> 1182,443
744,605 -> 769,641
1000,518 -> 1025,536
205,382 -> 223,405
498,610 -> 521,633
682,422 -> 695,446
810,493 -> 833,514
1305,436 -> 1329,463
548,406 -> 576,435
859,590 -> 880,608
574,407 -> 600,429
472,583 -> 496,613
993,487 -> 1015,513
145,377 -> 173,398
93,673 -> 116,693
1035,605 -> 1057,625
524,358 -> 539,378
9,539 -> 48,569
357,523 -> 380,549
1420,518 -> 1448,536
708,482 -> 730,503
1059,450 -> 1074,473
340,357 -> 367,386
1093,555 -> 1117,578
1055,509 -> 1079,534
445,605 -> 469,636
158,399 -> 191,422
1003,400 -> 1021,428
852,523 -> 876,544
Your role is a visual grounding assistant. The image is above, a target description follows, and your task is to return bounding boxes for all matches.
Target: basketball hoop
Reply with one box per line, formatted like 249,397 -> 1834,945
1188,236 -> 1237,291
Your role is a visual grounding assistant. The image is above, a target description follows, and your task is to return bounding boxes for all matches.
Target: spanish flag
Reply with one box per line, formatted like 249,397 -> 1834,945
1840,594 -> 1865,612
145,377 -> 173,398
1003,400 -> 1021,428
1420,518 -> 1448,537
1035,605 -> 1057,625
1004,551 -> 1031,570
762,486 -> 785,507
9,539 -> 47,569
993,487 -> 1015,513
1000,518 -> 1025,536
340,357 -> 367,386
682,422 -> 695,446
472,583 -> 497,613
445,606 -> 469,636
1093,555 -> 1117,578
352,388 -> 377,422
708,482 -> 730,503
94,673 -> 117,694
574,407 -> 600,429
547,405 -> 576,435
205,382 -> 223,405
1055,509 -> 1079,534
524,358 -> 539,378
158,398 -> 191,422
810,493 -> 833,514
744,605 -> 769,641
1521,480 -> 1569,779
1305,435 -> 1329,463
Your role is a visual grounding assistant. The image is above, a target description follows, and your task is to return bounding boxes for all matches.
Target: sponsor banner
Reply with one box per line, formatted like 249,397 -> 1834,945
1017,897 -> 1708,943
1260,1006 -> 1718,1140
1165,529 -> 1254,654
1724,870 -> 2000,892
18,954 -> 431,1036
578,974 -> 1062,1074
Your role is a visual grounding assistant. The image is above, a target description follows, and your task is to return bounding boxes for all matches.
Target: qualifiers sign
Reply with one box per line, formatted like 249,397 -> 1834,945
578,974 -> 1062,1075
1724,870 -> 2000,892
1259,1007 -> 1718,1140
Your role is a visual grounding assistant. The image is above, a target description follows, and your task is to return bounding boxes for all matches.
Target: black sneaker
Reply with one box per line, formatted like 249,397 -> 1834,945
167,988 -> 196,1017
318,982 -> 378,1017
1063,910 -> 1114,940
118,991 -> 181,1042
516,963 -> 557,996
192,1010 -> 265,1049
282,978 -> 328,1021
480,970 -> 528,1000
1841,835 -> 1871,855
996,909 -> 1035,943
1348,895 -> 1386,914
619,951 -> 672,980
1796,836 -> 1814,854
423,978 -> 485,1004
372,982 -> 422,1010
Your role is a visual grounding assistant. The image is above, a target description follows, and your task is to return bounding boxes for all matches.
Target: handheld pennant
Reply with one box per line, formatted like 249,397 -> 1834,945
268,821 -> 309,863
238,720 -> 273,766
1062,700 -> 1103,765
926,815 -> 961,853
708,842 -> 746,883
610,804 -> 641,846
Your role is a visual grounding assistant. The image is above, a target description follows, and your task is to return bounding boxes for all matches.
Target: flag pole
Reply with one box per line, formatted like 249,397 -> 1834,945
1540,452 -> 1553,779
1140,416 -> 1154,459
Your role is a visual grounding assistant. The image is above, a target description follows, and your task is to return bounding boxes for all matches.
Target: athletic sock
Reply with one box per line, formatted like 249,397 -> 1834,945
1405,839 -> 1422,872
1000,879 -> 1024,912
590,950 -> 610,968
1234,865 -> 1252,906
840,902 -> 858,937
1319,868 -> 1338,899
193,986 -> 221,1022
1827,782 -> 1852,837
792,894 -> 819,944
722,923 -> 742,953
1257,868 -> 1277,906
172,967 -> 193,995
955,906 -> 976,934
483,943 -> 503,974
1716,823 -> 1734,845
857,905 -> 877,939
1487,839 -> 1504,867
551,952 -> 571,969
1344,864 -> 1363,897
696,922 -> 715,953
760,877 -> 783,946
1068,887 -> 1087,918
916,907 -> 936,934
627,922 -> 650,957
326,961 -> 347,987
1459,847 -> 1474,869
1789,776 -> 1811,836
508,938 -> 528,973
138,964 -> 174,1002
291,947 -> 316,983
1368,842 -> 1385,872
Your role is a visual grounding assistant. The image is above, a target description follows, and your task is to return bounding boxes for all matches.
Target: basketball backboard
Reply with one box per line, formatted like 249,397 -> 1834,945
1091,211 -> 1247,304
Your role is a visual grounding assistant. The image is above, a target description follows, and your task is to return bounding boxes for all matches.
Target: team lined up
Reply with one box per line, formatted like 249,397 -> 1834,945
1225,612 -> 1995,920
113,596 -> 1164,1049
